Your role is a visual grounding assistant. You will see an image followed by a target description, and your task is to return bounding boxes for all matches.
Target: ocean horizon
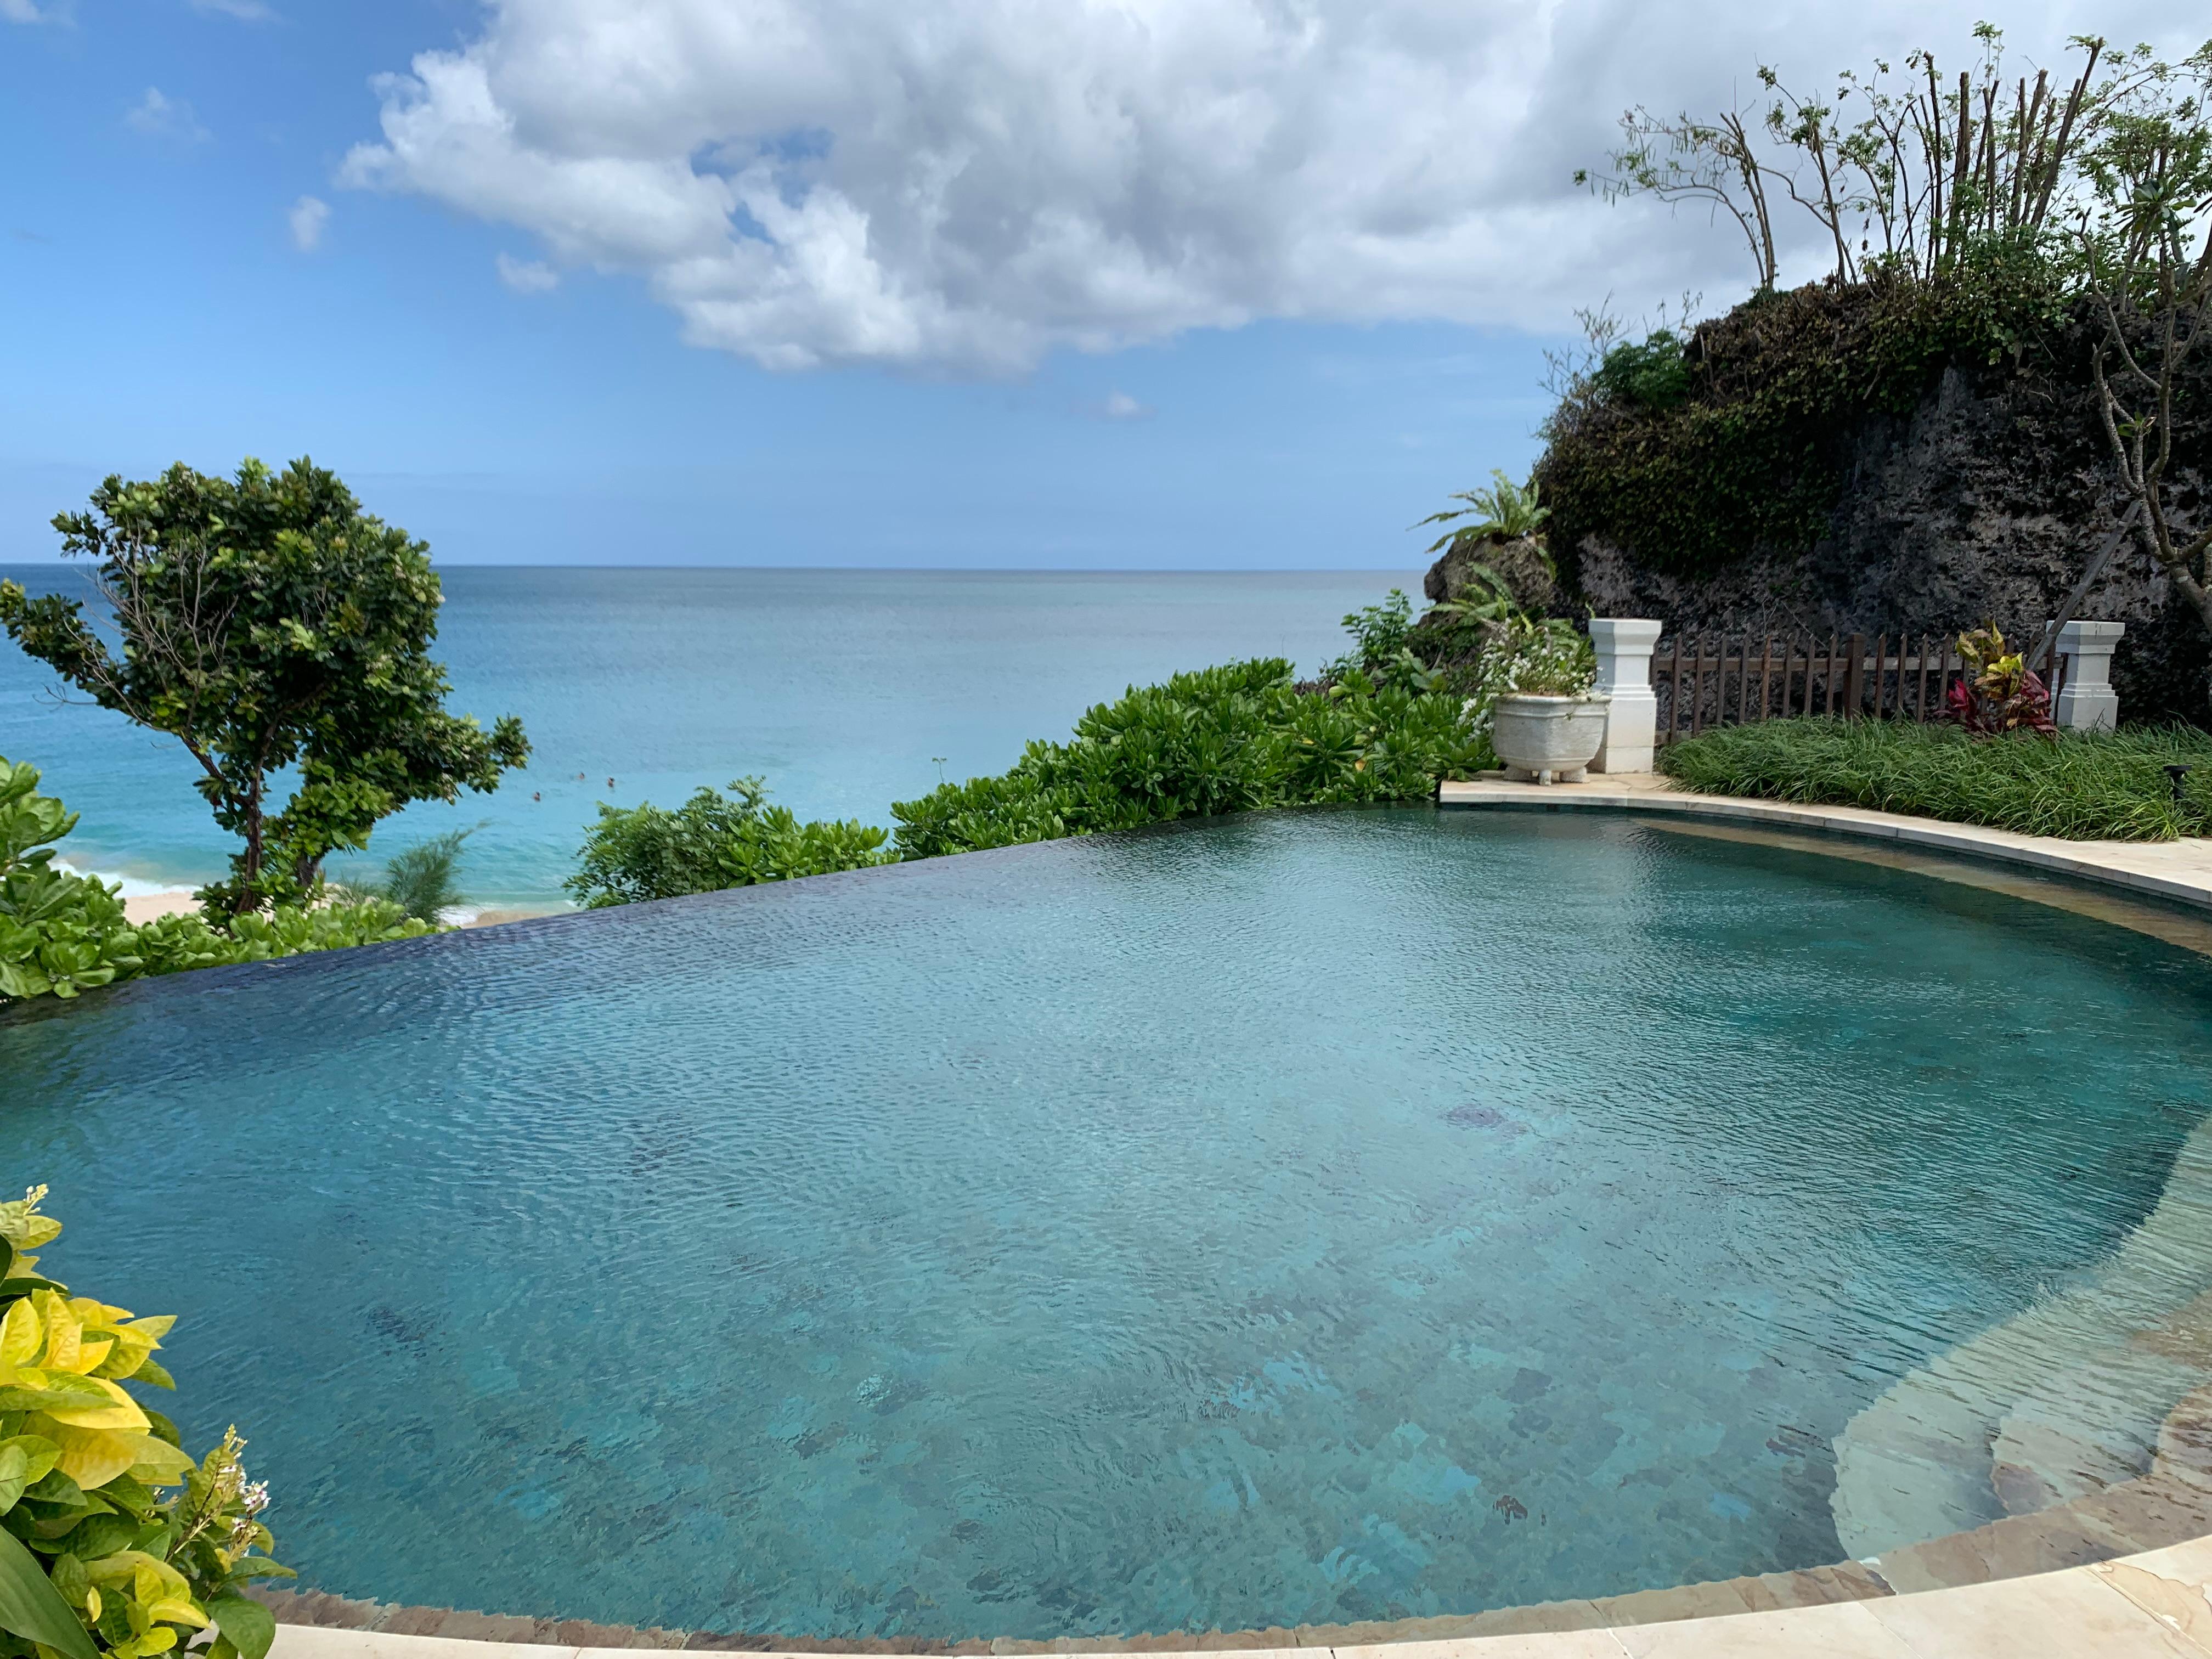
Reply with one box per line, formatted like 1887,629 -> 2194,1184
1,564 -> 1418,910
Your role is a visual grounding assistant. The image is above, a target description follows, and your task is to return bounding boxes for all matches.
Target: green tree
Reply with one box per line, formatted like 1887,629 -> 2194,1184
0,459 -> 528,914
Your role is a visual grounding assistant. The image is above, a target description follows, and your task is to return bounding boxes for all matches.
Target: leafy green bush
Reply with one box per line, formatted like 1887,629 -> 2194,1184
566,778 -> 894,909
1321,590 -> 1427,687
0,1186 -> 291,1659
1466,613 -> 1598,709
0,765 -> 146,1001
1,755 -> 434,1006
891,658 -> 1489,859
1589,330 -> 1690,411
1660,718 -> 2212,840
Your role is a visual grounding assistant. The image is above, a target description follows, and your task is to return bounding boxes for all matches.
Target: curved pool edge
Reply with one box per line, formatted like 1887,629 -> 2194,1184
253,1385 -> 2212,1656
1437,774 -> 2212,912
223,786 -> 2212,1655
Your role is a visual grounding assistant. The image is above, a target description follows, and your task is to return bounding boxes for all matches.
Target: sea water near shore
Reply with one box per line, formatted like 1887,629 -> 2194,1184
0,565 -> 1414,911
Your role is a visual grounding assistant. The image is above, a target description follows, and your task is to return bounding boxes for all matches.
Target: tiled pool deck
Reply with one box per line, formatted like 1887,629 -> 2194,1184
263,781 -> 2212,1659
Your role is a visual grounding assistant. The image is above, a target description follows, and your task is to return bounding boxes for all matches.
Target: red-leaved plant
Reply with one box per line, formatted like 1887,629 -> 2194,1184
1946,625 -> 2056,736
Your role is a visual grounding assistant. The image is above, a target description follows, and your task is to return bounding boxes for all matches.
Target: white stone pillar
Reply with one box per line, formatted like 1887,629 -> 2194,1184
1589,619 -> 1663,773
2053,620 -> 2124,732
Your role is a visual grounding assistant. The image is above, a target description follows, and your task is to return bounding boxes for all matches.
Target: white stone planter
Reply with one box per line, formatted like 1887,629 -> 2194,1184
1492,693 -> 1611,784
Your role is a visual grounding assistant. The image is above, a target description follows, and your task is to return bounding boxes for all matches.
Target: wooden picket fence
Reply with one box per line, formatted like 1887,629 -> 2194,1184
1651,631 -> 2071,746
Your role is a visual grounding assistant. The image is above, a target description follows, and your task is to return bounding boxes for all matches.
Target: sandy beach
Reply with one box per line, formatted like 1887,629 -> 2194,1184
122,889 -> 200,924
91,874 -> 554,929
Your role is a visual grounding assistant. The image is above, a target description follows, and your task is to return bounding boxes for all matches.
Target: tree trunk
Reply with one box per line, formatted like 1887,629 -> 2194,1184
236,778 -> 264,915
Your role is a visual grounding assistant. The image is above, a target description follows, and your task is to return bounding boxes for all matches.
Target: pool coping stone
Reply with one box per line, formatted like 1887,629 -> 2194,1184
1436,772 -> 2212,910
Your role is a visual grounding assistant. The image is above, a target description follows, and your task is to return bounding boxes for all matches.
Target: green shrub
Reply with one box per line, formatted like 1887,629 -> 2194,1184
1322,590 -> 1429,687
1589,330 -> 1691,411
892,658 -> 1489,860
371,828 -> 475,924
1660,718 -> 2212,840
566,778 -> 895,909
0,764 -> 146,1001
1468,613 -> 1597,706
0,755 -> 435,1005
0,1186 -> 292,1659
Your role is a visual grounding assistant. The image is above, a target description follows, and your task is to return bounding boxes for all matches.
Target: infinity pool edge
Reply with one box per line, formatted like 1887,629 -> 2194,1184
91,787 -> 2212,1656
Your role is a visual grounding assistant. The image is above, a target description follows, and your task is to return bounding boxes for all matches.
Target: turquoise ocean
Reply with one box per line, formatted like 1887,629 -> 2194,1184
0,566 -> 1414,910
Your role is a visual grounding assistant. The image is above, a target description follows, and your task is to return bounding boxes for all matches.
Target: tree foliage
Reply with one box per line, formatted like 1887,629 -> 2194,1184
2079,47 -> 2212,650
0,460 -> 529,915
1576,30 -> 2185,292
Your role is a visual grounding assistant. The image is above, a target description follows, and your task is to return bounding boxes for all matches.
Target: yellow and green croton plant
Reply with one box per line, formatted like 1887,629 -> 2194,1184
0,1188 -> 289,1659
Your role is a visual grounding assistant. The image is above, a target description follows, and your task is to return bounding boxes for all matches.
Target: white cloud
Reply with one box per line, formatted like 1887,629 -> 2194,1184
125,87 -> 210,144
1101,390 -> 1150,421
342,0 -> 2200,377
1,0 -> 44,22
188,0 -> 274,17
496,252 -> 560,292
289,194 -> 330,251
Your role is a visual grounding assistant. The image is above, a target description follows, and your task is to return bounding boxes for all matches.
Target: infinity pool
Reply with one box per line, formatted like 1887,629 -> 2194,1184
6,809 -> 2212,1640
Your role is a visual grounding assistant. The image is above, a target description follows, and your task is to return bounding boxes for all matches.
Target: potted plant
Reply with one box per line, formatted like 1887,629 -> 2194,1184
1471,613 -> 1609,784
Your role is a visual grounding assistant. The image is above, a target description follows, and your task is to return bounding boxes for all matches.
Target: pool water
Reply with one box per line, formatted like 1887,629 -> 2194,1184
5,809 -> 2212,1640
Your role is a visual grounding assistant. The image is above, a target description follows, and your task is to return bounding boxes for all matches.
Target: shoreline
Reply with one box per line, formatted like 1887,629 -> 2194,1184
57,861 -> 564,929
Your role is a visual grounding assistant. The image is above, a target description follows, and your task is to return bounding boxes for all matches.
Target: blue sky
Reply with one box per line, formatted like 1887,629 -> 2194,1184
0,2 -> 1564,568
5,0 -> 2182,569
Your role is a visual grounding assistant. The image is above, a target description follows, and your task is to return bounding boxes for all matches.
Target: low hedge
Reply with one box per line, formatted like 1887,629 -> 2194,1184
1660,718 -> 2212,842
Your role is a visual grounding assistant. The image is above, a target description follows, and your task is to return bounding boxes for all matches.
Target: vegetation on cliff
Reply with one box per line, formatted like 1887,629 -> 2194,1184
1544,28 -> 2211,652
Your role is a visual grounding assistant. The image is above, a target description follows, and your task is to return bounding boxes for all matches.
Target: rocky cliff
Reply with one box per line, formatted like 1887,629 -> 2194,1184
1537,306 -> 2211,724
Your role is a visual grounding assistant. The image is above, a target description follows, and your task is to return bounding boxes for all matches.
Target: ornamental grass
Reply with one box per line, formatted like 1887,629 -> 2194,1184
1659,718 -> 2212,842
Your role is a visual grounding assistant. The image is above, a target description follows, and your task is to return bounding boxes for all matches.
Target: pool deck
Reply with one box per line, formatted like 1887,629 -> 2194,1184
1436,772 -> 2212,911
264,1537 -> 2212,1659
263,780 -> 2212,1659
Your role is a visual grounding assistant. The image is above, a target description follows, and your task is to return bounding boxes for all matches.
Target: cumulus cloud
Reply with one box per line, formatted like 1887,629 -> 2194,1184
343,0 -> 2197,377
0,0 -> 44,22
125,87 -> 210,144
496,252 -> 560,292
1100,391 -> 1150,421
289,195 -> 329,251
